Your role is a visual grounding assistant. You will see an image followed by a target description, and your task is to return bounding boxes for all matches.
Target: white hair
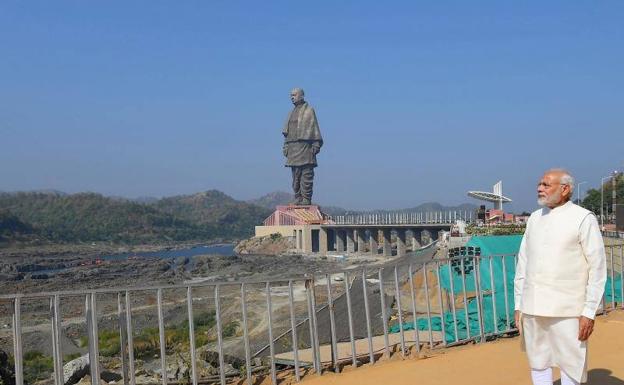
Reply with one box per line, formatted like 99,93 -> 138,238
291,87 -> 304,96
545,168 -> 575,194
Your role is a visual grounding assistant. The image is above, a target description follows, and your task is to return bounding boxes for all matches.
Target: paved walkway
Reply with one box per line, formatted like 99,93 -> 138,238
298,310 -> 624,385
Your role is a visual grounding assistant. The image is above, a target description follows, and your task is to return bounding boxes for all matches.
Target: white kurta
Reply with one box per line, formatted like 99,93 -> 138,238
514,201 -> 607,383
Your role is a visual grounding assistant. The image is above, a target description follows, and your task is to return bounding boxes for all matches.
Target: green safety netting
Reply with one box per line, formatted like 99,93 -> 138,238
389,235 -> 623,344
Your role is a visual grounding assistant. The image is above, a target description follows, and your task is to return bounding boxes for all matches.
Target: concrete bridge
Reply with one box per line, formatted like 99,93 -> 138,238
271,210 -> 475,257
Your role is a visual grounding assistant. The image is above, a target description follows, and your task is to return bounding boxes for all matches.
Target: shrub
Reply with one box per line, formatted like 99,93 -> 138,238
222,320 -> 239,338
23,351 -> 53,383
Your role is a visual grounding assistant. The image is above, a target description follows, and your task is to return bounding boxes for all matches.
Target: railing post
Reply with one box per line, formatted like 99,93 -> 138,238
186,287 -> 198,385
288,280 -> 301,381
361,269 -> 375,364
51,295 -> 63,385
408,264 -> 421,352
435,261 -> 447,346
241,283 -> 253,385
326,274 -> 339,372
125,291 -> 136,385
156,289 -> 167,385
86,293 -> 100,384
13,297 -> 24,385
393,266 -> 406,357
215,285 -> 226,385
117,293 -> 129,385
378,269 -> 390,357
344,272 -> 357,367
265,282 -> 277,385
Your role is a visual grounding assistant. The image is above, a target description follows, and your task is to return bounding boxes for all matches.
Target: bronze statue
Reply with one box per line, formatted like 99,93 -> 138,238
282,88 -> 323,205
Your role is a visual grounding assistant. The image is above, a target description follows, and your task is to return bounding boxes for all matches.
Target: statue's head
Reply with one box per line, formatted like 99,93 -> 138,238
290,88 -> 305,104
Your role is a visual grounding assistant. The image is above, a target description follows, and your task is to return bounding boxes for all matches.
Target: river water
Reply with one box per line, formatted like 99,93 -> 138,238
100,243 -> 236,261
33,244 -> 236,275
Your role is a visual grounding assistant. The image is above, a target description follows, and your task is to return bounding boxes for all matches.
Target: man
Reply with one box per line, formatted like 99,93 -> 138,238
282,88 -> 323,205
514,169 -> 607,385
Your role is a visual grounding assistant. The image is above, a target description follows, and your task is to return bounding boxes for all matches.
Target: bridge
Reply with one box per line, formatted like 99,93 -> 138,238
258,207 -> 475,256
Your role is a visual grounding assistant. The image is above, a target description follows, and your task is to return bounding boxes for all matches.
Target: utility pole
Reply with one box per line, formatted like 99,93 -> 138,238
576,181 -> 587,206
601,175 -> 611,230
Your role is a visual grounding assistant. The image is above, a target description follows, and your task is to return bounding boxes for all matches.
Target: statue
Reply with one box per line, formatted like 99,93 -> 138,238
282,88 -> 323,205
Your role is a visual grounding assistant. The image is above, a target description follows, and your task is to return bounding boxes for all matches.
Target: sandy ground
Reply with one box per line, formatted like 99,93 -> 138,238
298,310 -> 624,385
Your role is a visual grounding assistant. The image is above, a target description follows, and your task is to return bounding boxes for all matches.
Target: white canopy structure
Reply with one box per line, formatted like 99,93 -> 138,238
468,181 -> 512,210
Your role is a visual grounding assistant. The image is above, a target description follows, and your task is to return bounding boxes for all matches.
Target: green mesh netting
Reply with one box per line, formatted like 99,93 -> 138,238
389,235 -> 623,344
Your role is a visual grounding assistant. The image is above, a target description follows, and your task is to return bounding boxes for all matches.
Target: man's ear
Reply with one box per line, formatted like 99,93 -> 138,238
563,184 -> 572,199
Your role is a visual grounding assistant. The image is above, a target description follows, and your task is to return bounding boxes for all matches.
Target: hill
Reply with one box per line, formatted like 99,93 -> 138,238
0,191 -> 270,244
154,190 -> 271,238
0,209 -> 35,242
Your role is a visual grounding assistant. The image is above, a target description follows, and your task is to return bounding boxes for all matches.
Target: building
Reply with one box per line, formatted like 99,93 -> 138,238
255,205 -> 330,252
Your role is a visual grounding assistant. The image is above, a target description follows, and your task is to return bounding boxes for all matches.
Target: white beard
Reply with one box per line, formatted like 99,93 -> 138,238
537,190 -> 562,207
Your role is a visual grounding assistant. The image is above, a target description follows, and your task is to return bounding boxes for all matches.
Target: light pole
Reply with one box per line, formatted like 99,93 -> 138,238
601,176 -> 611,230
576,181 -> 587,206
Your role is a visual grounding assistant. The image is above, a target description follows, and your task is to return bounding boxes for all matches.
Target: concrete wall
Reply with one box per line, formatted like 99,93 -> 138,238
255,225 -> 302,238
255,224 -> 321,253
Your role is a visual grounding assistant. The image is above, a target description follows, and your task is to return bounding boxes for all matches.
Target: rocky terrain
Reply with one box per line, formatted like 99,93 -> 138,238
234,234 -> 294,255
0,240 -> 389,385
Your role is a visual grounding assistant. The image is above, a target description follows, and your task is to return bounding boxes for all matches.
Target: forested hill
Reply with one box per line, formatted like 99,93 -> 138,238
0,191 -> 271,244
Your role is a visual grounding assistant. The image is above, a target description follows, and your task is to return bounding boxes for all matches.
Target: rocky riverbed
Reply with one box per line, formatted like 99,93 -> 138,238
0,240 -> 390,385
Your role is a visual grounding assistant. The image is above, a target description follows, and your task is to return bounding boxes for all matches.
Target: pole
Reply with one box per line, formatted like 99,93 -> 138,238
577,181 -> 587,206
601,176 -> 610,230
613,171 -> 619,226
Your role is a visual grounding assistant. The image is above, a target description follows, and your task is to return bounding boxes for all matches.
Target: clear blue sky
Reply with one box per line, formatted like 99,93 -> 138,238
1,1 -> 622,212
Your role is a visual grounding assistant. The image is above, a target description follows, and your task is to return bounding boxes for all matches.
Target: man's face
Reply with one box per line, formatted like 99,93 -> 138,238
537,172 -> 570,208
290,89 -> 304,104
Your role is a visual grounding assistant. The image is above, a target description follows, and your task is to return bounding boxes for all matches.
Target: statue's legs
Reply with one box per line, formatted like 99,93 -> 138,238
291,166 -> 314,205
291,167 -> 303,204
300,166 -> 314,205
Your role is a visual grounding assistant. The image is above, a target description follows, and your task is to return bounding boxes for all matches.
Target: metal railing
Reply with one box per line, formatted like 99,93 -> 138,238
329,211 -> 474,225
603,230 -> 624,239
1,244 -> 622,385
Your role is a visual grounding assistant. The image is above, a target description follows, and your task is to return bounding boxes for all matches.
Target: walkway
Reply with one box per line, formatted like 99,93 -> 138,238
299,310 -> 624,385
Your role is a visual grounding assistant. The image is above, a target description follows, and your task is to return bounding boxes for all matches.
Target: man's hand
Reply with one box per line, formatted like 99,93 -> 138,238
312,145 -> 320,155
514,310 -> 523,335
578,316 -> 594,341
282,145 -> 288,157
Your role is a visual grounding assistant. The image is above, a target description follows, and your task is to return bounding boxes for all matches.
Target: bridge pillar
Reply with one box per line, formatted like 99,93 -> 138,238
357,229 -> 367,253
369,229 -> 379,255
336,229 -> 346,252
346,229 -> 356,253
410,229 -> 422,250
319,228 -> 328,254
421,229 -> 432,245
396,229 -> 406,258
382,229 -> 392,257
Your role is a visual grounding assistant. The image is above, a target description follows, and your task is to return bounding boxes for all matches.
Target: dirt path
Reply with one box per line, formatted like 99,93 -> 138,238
299,310 -> 624,385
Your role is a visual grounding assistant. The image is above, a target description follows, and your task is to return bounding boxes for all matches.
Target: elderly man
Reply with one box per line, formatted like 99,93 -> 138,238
514,169 -> 607,385
282,88 -> 323,205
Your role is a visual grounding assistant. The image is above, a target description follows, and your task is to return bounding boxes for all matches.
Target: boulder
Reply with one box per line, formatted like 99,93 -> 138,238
0,349 -> 16,385
63,355 -> 89,385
